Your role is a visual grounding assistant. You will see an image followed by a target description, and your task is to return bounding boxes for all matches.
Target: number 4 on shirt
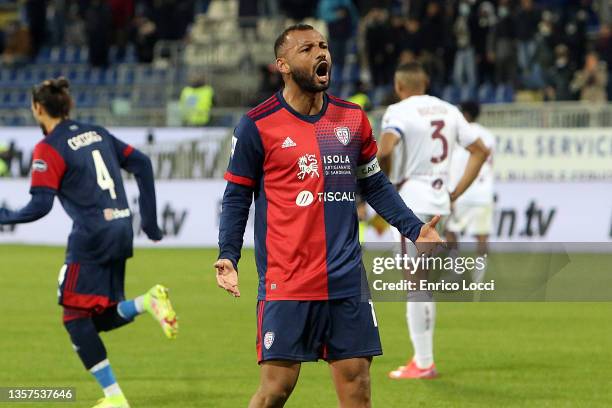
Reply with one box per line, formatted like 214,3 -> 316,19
92,149 -> 117,199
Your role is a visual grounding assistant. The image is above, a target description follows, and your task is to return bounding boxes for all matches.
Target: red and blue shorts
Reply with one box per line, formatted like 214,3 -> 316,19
58,259 -> 127,322
255,295 -> 382,363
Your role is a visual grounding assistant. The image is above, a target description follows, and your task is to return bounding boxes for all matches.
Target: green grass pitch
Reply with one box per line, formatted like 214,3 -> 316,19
1,245 -> 611,407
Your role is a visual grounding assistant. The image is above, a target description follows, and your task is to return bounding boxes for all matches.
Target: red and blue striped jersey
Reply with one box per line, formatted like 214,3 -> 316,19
30,120 -> 136,264
222,92 -> 386,301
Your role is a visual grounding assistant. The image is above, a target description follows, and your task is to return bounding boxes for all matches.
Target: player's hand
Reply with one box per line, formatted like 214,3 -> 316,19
214,259 -> 240,297
143,225 -> 164,242
416,215 -> 445,256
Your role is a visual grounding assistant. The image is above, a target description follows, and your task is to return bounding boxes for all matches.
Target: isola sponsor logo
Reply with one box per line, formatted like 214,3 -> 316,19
322,155 -> 350,164
67,131 -> 103,151
323,155 -> 353,176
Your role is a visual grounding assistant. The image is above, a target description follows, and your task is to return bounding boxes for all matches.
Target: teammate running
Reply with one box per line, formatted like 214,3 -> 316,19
0,78 -> 178,408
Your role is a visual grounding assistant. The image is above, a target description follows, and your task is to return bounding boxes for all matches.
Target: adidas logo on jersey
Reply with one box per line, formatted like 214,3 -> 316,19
281,137 -> 297,149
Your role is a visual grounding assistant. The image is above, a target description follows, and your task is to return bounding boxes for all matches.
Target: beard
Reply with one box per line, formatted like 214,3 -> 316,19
292,65 -> 330,93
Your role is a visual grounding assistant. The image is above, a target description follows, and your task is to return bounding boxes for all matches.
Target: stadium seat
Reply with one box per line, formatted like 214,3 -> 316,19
49,46 -> 62,63
35,47 -> 52,64
15,68 -> 34,86
0,68 -> 17,86
495,84 -> 514,103
124,45 -> 137,63
458,85 -> 475,103
8,91 -> 28,109
134,88 -> 166,108
65,46 -> 78,63
72,46 -> 88,64
87,68 -> 104,85
442,85 -> 460,105
101,67 -> 119,86
135,65 -> 157,84
4,114 -> 27,126
33,66 -> 50,83
109,46 -> 137,64
109,46 -> 120,63
75,90 -> 98,108
0,91 -> 12,109
478,83 -> 495,104
117,65 -> 136,86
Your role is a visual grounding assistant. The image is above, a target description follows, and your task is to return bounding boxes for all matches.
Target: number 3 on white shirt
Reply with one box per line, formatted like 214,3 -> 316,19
92,149 -> 117,199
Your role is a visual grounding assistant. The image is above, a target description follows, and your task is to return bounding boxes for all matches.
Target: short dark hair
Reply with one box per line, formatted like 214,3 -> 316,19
274,23 -> 314,58
460,100 -> 480,120
32,77 -> 73,118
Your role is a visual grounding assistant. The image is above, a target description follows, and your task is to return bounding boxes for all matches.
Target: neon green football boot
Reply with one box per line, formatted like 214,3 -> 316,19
91,395 -> 130,408
143,284 -> 178,339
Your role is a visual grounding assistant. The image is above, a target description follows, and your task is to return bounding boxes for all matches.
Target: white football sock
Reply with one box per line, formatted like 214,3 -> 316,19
472,258 -> 488,302
89,359 -> 123,398
103,383 -> 123,398
472,257 -> 487,284
406,297 -> 436,369
134,295 -> 145,313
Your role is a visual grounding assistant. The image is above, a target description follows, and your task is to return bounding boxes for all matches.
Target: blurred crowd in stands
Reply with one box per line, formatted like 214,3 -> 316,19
255,0 -> 610,105
0,0 -> 610,107
354,0 -> 610,104
0,0 -> 198,67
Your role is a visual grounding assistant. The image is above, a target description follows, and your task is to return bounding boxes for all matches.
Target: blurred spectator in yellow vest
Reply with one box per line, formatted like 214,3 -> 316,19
347,80 -> 372,111
180,75 -> 214,126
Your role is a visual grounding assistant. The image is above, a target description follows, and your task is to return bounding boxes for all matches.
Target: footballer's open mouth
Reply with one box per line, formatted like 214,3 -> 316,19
314,60 -> 329,83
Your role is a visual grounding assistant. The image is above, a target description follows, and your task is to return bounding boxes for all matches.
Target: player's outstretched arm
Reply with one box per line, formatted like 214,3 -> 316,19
359,170 -> 443,244
121,148 -> 163,241
0,191 -> 54,224
217,181 -> 252,297
450,138 -> 489,202
217,115 -> 262,296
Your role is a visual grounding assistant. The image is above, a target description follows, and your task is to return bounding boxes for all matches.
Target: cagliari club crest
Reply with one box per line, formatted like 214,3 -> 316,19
264,331 -> 275,350
334,127 -> 351,146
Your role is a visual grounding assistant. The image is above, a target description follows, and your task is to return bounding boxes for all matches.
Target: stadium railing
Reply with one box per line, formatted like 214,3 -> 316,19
477,102 -> 612,128
205,103 -> 612,130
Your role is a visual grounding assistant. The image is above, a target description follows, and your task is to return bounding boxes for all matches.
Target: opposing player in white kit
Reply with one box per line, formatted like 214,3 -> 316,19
446,101 -> 496,286
377,63 -> 489,379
